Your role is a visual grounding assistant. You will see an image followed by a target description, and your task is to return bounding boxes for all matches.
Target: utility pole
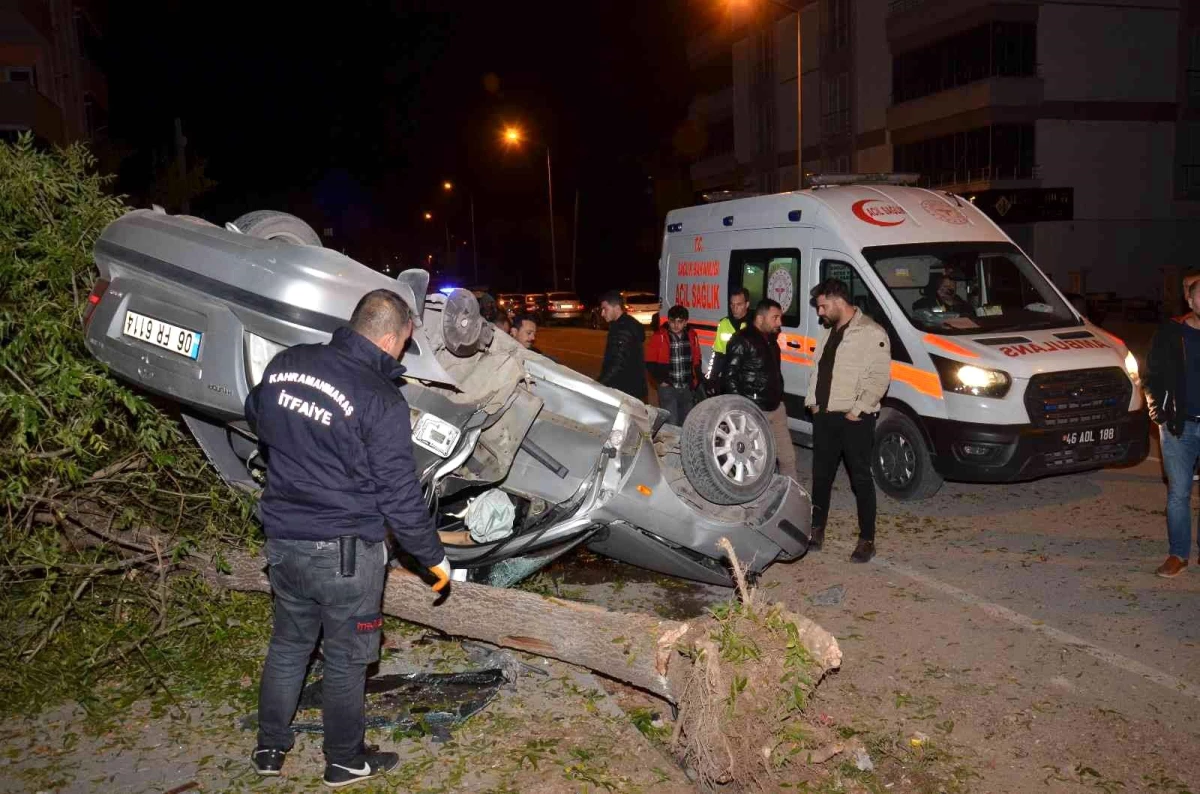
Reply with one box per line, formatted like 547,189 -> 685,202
470,193 -> 478,285
174,117 -> 189,214
547,147 -> 557,291
571,188 -> 579,290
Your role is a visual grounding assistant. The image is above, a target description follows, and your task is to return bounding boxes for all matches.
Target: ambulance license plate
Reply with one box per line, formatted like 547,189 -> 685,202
1060,426 -> 1116,447
123,310 -> 202,360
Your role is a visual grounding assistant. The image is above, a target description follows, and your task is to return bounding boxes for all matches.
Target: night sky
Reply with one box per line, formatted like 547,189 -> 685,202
100,1 -> 695,297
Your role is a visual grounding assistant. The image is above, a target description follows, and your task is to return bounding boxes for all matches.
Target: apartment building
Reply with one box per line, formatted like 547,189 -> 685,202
685,0 -> 1200,302
0,0 -> 107,146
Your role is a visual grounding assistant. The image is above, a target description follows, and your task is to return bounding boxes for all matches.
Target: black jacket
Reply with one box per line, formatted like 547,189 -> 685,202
599,312 -> 648,400
1144,317 -> 1192,437
245,327 -> 444,567
721,326 -> 783,411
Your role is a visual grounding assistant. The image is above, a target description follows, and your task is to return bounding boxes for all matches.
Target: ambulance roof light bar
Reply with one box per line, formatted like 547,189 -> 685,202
806,172 -> 921,188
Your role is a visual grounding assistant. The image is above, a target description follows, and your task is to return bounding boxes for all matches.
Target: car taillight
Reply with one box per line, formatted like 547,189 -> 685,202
83,279 -> 110,330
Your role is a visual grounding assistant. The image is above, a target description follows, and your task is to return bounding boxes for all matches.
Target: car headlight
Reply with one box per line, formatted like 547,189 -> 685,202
930,355 -> 1012,398
244,332 -> 287,387
1124,351 -> 1139,382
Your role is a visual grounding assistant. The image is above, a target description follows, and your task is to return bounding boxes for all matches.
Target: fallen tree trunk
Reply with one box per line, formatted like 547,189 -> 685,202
56,498 -> 841,705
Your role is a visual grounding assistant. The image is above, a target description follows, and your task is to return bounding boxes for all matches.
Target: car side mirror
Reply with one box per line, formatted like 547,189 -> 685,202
397,269 -> 429,316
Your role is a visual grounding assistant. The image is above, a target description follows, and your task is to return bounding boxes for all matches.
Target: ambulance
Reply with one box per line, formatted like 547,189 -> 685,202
660,175 -> 1148,500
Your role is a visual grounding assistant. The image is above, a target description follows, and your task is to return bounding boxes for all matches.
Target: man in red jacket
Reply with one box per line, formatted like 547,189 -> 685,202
646,304 -> 702,426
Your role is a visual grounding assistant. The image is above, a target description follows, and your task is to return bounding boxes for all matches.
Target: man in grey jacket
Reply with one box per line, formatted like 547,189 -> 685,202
805,278 -> 892,563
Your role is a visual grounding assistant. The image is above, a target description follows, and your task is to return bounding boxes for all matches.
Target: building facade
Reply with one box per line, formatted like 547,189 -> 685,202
0,0 -> 107,146
685,0 -> 1200,303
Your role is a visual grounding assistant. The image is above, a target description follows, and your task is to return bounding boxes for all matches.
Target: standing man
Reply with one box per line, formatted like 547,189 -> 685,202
597,290 -> 648,401
805,278 -> 891,563
705,287 -> 750,392
721,299 -> 795,478
646,304 -> 702,425
1144,276 -> 1200,578
245,289 -> 451,788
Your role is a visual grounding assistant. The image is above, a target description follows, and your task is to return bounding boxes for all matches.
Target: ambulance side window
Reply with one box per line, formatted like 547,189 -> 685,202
728,248 -> 802,328
819,260 -> 911,364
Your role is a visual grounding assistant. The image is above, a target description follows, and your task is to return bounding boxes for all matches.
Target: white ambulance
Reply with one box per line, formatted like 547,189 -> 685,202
660,176 -> 1148,500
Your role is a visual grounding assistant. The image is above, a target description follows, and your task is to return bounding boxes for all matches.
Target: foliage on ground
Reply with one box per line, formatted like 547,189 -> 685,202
672,591 -> 832,791
0,133 -> 265,720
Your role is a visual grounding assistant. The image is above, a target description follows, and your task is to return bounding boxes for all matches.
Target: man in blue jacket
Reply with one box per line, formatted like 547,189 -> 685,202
245,289 -> 449,788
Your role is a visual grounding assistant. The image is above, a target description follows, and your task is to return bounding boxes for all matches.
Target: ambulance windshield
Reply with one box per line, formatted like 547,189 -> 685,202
862,242 -> 1079,336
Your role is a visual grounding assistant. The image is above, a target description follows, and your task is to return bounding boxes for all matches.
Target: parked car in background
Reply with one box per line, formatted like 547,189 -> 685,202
544,291 -> 586,325
590,291 -> 661,328
81,207 -> 812,588
498,293 -> 524,318
523,292 -> 548,321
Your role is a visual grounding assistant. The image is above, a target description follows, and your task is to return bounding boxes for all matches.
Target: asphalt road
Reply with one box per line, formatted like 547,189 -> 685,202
537,324 -> 1200,791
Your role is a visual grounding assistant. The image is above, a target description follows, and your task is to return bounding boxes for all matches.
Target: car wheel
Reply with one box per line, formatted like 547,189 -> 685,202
231,210 -> 323,247
681,394 -> 776,505
871,408 -> 943,500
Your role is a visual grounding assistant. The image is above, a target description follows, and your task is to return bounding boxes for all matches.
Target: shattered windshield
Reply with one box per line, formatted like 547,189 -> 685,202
862,242 -> 1079,336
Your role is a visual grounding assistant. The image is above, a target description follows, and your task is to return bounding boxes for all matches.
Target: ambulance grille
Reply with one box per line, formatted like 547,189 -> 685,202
1024,367 -> 1130,428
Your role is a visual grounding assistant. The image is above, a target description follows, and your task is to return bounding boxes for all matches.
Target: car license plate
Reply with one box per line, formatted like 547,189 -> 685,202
1061,427 -> 1116,446
122,310 -> 202,360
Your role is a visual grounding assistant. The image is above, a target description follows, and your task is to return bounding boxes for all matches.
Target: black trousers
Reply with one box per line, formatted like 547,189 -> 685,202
811,411 -> 877,541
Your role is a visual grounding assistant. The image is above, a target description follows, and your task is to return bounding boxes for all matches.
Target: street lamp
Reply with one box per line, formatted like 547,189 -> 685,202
440,180 -> 479,285
501,125 -> 557,291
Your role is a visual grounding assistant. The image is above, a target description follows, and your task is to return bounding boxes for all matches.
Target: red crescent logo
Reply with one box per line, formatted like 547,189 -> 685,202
852,199 -> 906,227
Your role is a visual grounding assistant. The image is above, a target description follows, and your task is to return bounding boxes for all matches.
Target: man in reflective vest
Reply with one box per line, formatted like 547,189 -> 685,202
704,287 -> 750,393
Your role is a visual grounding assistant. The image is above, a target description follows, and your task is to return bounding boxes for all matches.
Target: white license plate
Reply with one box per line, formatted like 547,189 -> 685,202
1061,427 -> 1116,446
122,310 -> 202,360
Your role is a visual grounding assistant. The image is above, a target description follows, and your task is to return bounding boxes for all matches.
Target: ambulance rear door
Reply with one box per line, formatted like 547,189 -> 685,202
725,228 -> 814,434
665,230 -> 734,369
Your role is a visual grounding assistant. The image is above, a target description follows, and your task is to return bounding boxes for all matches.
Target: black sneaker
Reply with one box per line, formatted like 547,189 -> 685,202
850,539 -> 876,564
323,748 -> 399,789
808,525 -> 825,552
251,747 -> 287,776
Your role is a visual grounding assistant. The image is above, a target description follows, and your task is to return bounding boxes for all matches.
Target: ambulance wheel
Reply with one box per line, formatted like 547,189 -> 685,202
231,210 -> 323,247
872,409 -> 943,501
682,395 -> 776,505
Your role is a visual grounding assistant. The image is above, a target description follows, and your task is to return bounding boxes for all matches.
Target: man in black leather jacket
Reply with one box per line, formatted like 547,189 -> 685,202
720,298 -> 794,477
1144,276 -> 1200,578
597,290 -> 648,400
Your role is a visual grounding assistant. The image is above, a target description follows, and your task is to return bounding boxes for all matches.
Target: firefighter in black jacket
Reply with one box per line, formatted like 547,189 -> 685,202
245,289 -> 449,787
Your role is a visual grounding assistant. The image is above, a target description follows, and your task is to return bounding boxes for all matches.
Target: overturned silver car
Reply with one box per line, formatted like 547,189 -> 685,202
83,208 -> 812,587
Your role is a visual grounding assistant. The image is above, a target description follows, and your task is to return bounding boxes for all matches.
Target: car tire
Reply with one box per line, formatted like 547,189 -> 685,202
681,394 -> 776,505
871,408 -> 943,501
231,210 -> 322,246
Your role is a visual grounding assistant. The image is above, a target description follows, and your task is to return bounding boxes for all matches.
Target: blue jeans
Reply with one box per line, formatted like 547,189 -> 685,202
657,383 -> 695,426
1161,422 -> 1200,559
257,537 -> 387,764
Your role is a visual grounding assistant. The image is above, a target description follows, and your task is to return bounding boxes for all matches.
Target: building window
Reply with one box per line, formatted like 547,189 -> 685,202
894,124 -> 1036,186
1180,123 -> 1200,198
706,117 -> 734,158
3,66 -> 36,88
1188,28 -> 1200,103
821,71 -> 850,137
893,21 -> 1036,104
826,0 -> 850,52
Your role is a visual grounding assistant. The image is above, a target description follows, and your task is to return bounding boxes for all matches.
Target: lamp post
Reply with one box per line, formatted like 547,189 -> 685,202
502,126 -> 557,291
442,180 -> 479,285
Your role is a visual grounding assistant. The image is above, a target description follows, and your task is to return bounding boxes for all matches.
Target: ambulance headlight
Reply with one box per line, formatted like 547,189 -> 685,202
244,333 -> 287,387
931,355 -> 1011,398
1124,351 -> 1140,382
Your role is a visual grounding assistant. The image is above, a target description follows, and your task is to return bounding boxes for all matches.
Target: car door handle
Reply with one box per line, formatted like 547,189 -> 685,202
786,341 -> 802,349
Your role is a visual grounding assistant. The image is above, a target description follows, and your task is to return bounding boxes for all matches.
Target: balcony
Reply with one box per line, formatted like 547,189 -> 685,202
0,82 -> 65,144
888,76 -> 1044,141
916,164 -> 1041,192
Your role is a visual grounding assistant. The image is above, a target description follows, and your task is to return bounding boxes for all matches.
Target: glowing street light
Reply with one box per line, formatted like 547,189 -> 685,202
442,180 -> 453,191
423,211 -> 433,220
500,123 -> 557,289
